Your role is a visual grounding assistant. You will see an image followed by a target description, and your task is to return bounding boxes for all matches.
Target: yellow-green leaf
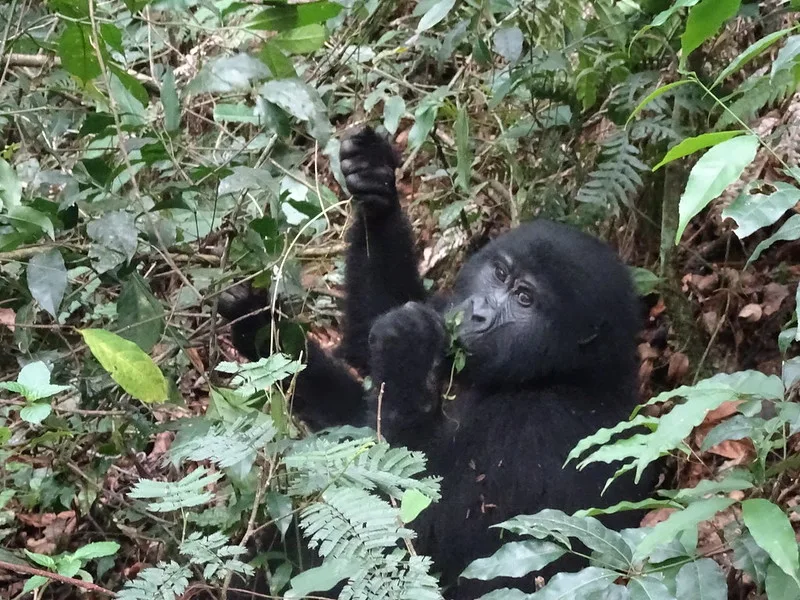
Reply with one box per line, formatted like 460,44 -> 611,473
80,328 -> 168,403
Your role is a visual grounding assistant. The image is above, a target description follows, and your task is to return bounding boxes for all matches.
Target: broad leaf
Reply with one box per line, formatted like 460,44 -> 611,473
526,567 -> 621,599
675,135 -> 759,244
383,95 -> 405,135
249,2 -> 343,31
273,24 -> 326,55
27,249 -> 67,318
680,0 -> 742,66
416,0 -> 456,33
58,23 -> 100,81
712,28 -> 794,88
742,499 -> 800,585
747,213 -> 800,264
653,130 -> 745,171
628,575 -> 676,600
723,182 -> 800,239
493,27 -> 523,62
400,489 -> 432,524
0,158 -> 22,209
117,273 -> 164,352
772,35 -> 800,80
462,540 -> 566,580
81,328 -> 168,403
675,558 -> 727,600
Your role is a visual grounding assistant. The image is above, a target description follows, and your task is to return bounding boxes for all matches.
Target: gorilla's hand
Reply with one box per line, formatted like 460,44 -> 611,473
340,126 -> 400,216
369,302 -> 446,412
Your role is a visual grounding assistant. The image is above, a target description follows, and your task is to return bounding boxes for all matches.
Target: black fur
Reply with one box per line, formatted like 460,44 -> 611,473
219,126 -> 652,598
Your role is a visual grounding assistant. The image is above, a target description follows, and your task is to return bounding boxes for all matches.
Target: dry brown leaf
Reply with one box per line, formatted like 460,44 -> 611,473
704,401 -> 743,425
702,311 -> 720,335
641,508 -> 675,528
667,352 -> 690,383
186,347 -> 205,374
738,303 -> 763,322
763,282 -> 790,316
638,343 -> 659,361
706,439 -> 754,462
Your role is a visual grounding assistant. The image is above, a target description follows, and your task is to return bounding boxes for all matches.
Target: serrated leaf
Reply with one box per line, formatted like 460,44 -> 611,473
635,497 -> 735,560
742,499 -> 800,585
680,0 -> 742,66
675,558 -> 726,600
416,0 -> 456,33
462,540 -> 566,580
574,497 -> 678,517
80,329 -> 168,403
273,24 -> 326,55
653,130 -> 746,171
675,135 -> 759,244
747,213 -> 800,265
27,249 -> 67,318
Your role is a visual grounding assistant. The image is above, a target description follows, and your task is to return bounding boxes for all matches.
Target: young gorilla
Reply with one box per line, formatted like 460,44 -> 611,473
220,127 -> 650,598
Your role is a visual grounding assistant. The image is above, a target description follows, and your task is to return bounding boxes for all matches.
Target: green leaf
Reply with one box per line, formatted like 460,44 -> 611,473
635,497 -> 735,560
574,497 -> 679,517
117,273 -> 164,352
1,361 -> 71,402
731,530 -> 771,587
650,0 -> 700,28
630,266 -> 661,296
161,69 -> 181,132
493,26 -> 523,62
675,558 -> 727,599
700,415 -> 759,451
58,23 -> 100,81
654,130 -> 746,171
462,540 -> 566,580
285,558 -> 358,599
455,106 -> 471,192
6,206 -> 55,239
722,182 -> 800,239
259,79 -> 330,143
108,74 -> 146,126
27,249 -> 67,318
22,576 -> 49,593
80,328 -> 168,403
20,403 -> 52,424
249,2 -> 343,31
742,499 -> 800,585
186,54 -> 270,95
416,0 -> 456,33
712,28 -> 794,88
628,575 -> 676,600
266,492 -> 294,539
259,43 -> 297,79
273,24 -> 326,55
772,35 -> 800,80
25,550 -> 56,569
766,561 -> 800,600
383,95 -> 405,135
0,158 -> 22,209
628,81 -> 692,125
72,542 -> 120,561
129,468 -> 221,512
747,213 -> 800,265
675,135 -> 759,244
680,0 -> 742,67
399,489 -> 432,524
527,567 -> 620,599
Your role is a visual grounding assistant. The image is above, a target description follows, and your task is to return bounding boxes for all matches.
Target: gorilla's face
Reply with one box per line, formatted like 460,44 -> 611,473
446,221 -> 639,388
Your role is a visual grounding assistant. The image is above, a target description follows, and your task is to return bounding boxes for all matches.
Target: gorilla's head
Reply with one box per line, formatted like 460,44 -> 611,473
448,220 -> 639,391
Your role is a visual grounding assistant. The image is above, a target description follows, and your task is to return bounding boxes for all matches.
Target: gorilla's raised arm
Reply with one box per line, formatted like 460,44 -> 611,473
337,127 -> 426,373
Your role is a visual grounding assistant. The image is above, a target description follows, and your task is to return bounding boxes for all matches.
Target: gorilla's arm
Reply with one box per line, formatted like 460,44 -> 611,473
337,127 -> 426,372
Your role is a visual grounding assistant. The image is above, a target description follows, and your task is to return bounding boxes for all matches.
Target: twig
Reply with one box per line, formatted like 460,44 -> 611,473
0,559 -> 117,597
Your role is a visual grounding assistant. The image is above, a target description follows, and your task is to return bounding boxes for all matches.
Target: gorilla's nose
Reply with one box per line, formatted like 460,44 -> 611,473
469,297 -> 494,331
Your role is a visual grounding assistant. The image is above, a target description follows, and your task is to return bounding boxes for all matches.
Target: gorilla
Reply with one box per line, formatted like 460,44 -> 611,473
220,127 -> 652,598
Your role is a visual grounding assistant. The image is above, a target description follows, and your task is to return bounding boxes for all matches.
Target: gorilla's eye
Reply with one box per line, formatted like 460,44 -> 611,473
516,290 -> 533,307
494,264 -> 508,282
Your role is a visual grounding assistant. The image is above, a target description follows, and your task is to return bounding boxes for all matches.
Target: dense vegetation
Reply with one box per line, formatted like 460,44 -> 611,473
1,0 -> 800,598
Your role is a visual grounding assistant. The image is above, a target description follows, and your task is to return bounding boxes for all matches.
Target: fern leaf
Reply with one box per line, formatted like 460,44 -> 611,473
717,68 -> 799,129
179,531 -> 254,581
339,551 -> 442,600
116,561 -> 191,600
301,487 -> 413,560
128,468 -> 221,512
169,415 -> 276,469
216,352 -> 304,396
577,133 -> 647,208
629,116 -> 681,143
286,436 -> 441,500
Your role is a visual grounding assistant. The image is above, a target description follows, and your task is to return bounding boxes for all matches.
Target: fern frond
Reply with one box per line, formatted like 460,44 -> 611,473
577,133 -> 647,208
128,468 -> 221,512
301,487 -> 413,560
611,71 -> 666,114
216,352 -> 304,396
179,531 -> 254,581
717,68 -> 799,129
286,436 -> 441,500
116,561 -> 191,600
169,415 -> 276,469
339,551 -> 442,600
629,116 -> 681,143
